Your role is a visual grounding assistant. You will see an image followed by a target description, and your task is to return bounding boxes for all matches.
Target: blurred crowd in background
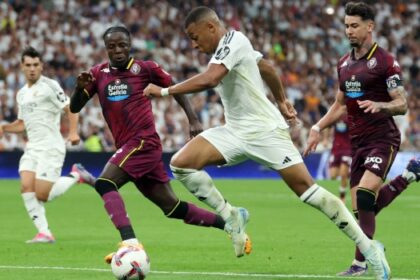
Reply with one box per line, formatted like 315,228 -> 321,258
0,0 -> 418,153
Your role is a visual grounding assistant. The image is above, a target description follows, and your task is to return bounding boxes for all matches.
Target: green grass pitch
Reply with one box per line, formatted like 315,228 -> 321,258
0,179 -> 419,280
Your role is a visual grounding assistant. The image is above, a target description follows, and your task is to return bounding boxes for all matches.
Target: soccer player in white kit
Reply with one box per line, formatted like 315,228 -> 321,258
0,47 -> 95,243
143,7 -> 391,279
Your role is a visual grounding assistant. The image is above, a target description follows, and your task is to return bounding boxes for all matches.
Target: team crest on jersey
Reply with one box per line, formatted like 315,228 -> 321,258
130,63 -> 141,74
367,57 -> 377,69
106,79 -> 131,101
101,68 -> 110,73
215,46 -> 230,60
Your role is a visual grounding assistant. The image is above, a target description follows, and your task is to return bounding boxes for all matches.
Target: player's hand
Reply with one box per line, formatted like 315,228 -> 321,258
188,120 -> 203,139
143,83 -> 163,97
76,72 -> 95,89
303,128 -> 321,157
0,125 -> 3,138
279,99 -> 297,121
357,100 -> 381,113
67,133 -> 81,145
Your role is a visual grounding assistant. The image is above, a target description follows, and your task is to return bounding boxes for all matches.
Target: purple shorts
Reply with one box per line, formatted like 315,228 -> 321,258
109,136 -> 169,184
329,151 -> 352,168
350,143 -> 399,188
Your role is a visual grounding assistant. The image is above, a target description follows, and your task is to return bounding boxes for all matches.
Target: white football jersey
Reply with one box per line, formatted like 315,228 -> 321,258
17,75 -> 69,151
209,30 -> 288,140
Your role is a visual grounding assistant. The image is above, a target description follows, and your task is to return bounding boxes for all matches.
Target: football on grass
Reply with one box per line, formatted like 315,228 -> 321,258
111,246 -> 150,279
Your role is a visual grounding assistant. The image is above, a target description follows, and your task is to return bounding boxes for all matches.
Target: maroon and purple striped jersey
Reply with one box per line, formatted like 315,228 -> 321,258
337,43 -> 401,147
84,58 -> 171,148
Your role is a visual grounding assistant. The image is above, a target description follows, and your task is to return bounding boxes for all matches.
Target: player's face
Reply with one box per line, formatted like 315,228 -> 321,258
344,15 -> 374,48
186,21 -> 218,54
104,32 -> 131,68
21,56 -> 43,85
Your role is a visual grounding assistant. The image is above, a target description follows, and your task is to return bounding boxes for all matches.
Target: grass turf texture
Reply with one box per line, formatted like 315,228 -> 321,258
0,179 -> 419,280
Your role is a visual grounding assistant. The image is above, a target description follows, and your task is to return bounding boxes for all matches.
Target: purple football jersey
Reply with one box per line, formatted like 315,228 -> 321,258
331,115 -> 351,155
85,58 -> 171,148
337,43 -> 401,147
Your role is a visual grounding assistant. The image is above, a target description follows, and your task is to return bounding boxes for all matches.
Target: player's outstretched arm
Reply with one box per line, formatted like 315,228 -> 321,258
143,64 -> 228,97
173,95 -> 203,137
70,72 -> 94,113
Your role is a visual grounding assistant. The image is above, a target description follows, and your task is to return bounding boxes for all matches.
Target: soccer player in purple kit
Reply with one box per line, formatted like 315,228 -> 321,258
305,2 -> 420,276
328,114 -> 352,203
70,26 -> 246,263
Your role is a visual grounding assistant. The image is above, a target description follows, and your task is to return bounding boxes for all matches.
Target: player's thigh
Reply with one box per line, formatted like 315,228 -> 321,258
171,127 -> 246,169
98,162 -> 131,188
350,187 -> 357,211
19,170 -> 36,193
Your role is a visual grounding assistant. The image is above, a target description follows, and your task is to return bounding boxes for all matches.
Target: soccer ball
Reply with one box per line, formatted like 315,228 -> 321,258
111,246 -> 150,280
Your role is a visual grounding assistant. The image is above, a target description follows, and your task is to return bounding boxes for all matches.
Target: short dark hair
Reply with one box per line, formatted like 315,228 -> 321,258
184,6 -> 216,29
102,25 -> 131,41
345,1 -> 375,21
21,46 -> 41,63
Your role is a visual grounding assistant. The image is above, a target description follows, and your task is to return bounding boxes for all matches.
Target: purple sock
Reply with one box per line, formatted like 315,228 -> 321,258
183,203 -> 217,227
103,191 -> 132,228
376,175 -> 409,214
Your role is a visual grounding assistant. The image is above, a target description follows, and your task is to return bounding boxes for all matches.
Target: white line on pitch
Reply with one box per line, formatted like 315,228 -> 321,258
0,265 -> 418,280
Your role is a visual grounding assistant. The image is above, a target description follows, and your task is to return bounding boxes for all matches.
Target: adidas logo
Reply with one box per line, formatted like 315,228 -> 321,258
282,156 -> 292,164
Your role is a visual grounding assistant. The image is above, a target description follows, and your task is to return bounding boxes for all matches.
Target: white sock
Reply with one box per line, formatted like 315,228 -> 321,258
48,176 -> 78,201
22,192 -> 51,235
123,238 -> 140,246
171,166 -> 233,221
300,184 -> 371,254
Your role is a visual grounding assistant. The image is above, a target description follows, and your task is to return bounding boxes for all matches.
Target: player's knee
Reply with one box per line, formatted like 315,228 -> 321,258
95,178 -> 118,196
165,200 -> 188,219
356,188 -> 376,211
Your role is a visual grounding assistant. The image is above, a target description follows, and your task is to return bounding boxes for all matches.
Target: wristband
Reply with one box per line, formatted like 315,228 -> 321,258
161,88 -> 169,96
311,125 -> 321,132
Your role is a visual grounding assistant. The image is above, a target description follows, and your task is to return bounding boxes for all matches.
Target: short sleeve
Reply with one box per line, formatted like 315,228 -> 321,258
45,78 -> 69,110
385,56 -> 403,92
146,61 -> 172,88
209,31 -> 252,71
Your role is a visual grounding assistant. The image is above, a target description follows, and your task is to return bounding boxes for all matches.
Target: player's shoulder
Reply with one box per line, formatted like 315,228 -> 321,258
38,75 -> 62,92
90,61 -> 111,75
338,52 -> 351,68
223,30 -> 248,45
374,46 -> 398,66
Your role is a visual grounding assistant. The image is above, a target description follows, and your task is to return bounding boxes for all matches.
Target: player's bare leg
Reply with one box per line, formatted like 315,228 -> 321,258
170,136 -> 251,257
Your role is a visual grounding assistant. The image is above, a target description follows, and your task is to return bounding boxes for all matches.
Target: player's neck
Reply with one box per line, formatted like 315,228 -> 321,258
353,41 -> 374,60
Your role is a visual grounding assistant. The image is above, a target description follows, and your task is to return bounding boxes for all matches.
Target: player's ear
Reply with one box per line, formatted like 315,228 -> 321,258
367,20 -> 374,32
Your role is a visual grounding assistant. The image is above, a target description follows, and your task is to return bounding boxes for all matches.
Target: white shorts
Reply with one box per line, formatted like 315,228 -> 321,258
200,126 -> 303,170
19,148 -> 65,182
